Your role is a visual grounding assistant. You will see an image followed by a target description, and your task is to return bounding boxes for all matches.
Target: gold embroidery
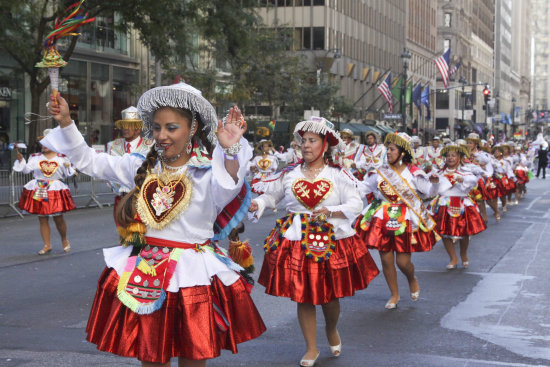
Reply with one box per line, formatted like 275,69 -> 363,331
136,171 -> 193,230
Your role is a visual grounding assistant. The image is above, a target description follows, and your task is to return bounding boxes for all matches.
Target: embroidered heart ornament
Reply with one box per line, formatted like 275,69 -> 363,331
292,178 -> 332,210
257,158 -> 271,170
136,174 -> 192,229
39,160 -> 59,177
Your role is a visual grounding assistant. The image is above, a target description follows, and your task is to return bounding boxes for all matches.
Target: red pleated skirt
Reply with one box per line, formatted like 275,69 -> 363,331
357,217 -> 438,253
432,205 -> 487,237
486,177 -> 506,198
505,177 -> 516,194
258,235 -> 379,305
515,170 -> 529,185
18,188 -> 76,215
86,268 -> 266,363
477,178 -> 493,200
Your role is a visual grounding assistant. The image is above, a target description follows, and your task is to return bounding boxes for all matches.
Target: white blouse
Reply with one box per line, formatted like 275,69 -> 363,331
436,168 -> 478,198
13,153 -> 75,191
359,165 -> 443,229
251,165 -> 362,240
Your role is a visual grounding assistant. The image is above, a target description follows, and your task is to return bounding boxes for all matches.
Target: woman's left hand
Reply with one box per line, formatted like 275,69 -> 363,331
312,206 -> 331,220
429,174 -> 439,183
217,106 -> 247,149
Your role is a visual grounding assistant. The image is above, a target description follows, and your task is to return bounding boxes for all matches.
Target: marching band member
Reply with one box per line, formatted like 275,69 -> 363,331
356,132 -> 440,310
429,145 -> 486,269
249,116 -> 379,367
337,128 -> 362,174
107,106 -> 154,220
13,129 -> 76,255
355,131 -> 386,179
427,136 -> 443,169
45,83 -> 265,366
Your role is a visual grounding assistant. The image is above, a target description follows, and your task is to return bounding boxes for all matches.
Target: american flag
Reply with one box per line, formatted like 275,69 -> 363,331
435,49 -> 451,88
449,58 -> 462,77
377,72 -> 393,113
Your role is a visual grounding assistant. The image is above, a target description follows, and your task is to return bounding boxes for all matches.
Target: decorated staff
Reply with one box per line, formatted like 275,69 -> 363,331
35,1 -> 94,105
249,116 -> 379,367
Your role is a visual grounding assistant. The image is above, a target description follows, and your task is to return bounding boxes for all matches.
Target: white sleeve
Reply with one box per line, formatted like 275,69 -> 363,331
39,123 -> 143,188
457,173 -> 478,192
358,172 -> 378,197
12,157 -> 33,174
414,174 -> 440,198
252,176 -> 285,220
325,172 -> 363,220
210,137 -> 253,209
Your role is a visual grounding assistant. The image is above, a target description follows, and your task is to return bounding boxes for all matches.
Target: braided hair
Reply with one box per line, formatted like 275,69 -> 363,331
115,107 -> 213,228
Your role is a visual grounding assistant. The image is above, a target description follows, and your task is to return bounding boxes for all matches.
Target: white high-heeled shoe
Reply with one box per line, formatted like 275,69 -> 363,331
329,331 -> 342,357
300,351 -> 320,367
385,296 -> 400,309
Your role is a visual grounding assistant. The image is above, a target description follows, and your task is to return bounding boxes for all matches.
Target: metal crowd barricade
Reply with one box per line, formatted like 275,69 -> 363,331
6,170 -> 32,218
1,170 -> 116,218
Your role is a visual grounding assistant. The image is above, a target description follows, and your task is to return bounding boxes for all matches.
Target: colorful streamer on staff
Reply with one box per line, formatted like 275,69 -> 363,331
35,1 -> 95,105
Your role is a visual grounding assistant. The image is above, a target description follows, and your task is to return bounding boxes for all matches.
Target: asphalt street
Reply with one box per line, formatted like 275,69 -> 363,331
1,179 -> 550,367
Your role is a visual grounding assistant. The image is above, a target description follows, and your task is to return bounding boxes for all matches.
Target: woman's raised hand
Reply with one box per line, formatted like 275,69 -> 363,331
217,106 -> 247,149
48,94 -> 72,128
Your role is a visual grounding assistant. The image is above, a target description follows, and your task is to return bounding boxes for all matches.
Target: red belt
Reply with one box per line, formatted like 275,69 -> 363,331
145,236 -> 211,249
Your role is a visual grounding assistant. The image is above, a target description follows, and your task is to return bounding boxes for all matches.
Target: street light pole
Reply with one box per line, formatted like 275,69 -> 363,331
511,97 -> 516,138
459,76 -> 467,139
400,48 -> 411,132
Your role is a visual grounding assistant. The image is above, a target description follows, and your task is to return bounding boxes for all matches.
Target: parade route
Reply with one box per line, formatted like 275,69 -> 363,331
1,179 -> 550,367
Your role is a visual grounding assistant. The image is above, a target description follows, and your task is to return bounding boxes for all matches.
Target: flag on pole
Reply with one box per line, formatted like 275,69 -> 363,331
421,85 -> 431,121
412,83 -> 423,114
435,49 -> 451,88
449,58 -> 462,77
378,72 -> 393,113
268,120 -> 276,130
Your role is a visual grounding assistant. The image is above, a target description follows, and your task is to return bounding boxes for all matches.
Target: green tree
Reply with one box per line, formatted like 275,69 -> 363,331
0,0 -> 260,147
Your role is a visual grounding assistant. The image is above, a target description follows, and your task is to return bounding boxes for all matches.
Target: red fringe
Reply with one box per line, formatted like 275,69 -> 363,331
18,188 -> 75,215
86,269 -> 265,363
258,235 -> 379,305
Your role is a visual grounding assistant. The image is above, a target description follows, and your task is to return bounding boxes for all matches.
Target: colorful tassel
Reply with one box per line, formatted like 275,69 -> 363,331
228,240 -> 254,269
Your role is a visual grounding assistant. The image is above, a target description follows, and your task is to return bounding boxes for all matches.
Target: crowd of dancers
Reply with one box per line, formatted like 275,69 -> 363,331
12,81 -> 536,366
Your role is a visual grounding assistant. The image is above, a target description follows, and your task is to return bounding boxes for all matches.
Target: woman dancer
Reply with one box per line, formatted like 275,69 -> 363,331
13,129 -> 75,254
250,139 -> 278,194
356,132 -> 440,309
429,145 -> 486,269
249,116 -> 379,367
45,83 -> 265,366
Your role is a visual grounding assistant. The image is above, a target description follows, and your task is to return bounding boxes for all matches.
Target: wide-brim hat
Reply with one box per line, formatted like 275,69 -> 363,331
294,116 -> 344,149
255,139 -> 273,152
384,132 -> 414,158
441,144 -> 468,157
37,129 -> 52,141
365,130 -> 380,141
339,128 -> 354,138
410,135 -> 421,145
137,83 -> 218,144
115,106 -> 143,129
466,132 -> 481,145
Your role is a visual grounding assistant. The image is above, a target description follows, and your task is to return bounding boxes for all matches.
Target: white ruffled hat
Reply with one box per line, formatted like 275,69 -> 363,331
137,83 -> 218,144
294,116 -> 345,149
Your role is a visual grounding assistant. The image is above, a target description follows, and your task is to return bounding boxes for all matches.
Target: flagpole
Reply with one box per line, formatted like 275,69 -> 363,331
354,67 -> 392,107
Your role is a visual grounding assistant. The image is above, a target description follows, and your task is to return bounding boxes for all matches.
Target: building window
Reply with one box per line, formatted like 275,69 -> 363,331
444,39 -> 450,52
313,27 -> 325,50
436,90 -> 449,109
444,13 -> 451,27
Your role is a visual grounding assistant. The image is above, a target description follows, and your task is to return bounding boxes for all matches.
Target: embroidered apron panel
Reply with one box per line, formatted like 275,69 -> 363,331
32,179 -> 51,201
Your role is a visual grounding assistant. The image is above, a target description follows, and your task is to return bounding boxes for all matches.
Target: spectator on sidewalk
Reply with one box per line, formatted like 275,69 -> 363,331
536,141 -> 548,179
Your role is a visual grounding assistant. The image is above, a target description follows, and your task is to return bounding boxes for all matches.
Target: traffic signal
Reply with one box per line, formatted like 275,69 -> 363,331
483,88 -> 491,104
541,111 -> 546,119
